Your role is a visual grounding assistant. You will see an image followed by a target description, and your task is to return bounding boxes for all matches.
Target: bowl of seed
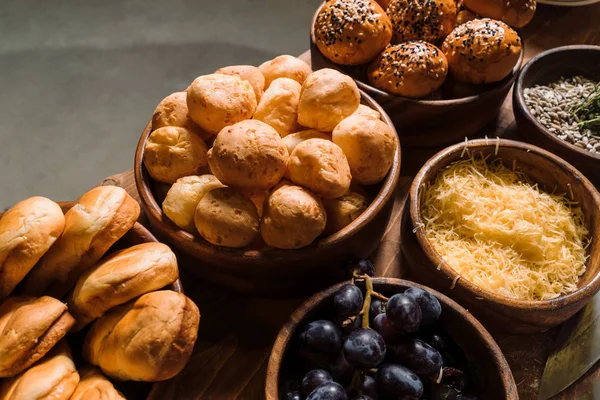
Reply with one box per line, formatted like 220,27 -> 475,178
513,45 -> 600,186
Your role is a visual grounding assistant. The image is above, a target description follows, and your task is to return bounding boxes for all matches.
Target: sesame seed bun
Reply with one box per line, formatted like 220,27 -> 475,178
463,0 -> 536,28
387,0 -> 458,44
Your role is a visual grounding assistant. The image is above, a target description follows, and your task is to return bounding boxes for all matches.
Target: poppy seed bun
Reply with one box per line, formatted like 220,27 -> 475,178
69,367 -> 125,400
0,296 -> 75,378
442,18 -> 522,84
368,41 -> 448,98
322,191 -> 369,235
259,55 -> 312,88
0,197 -> 65,300
463,0 -> 536,28
253,77 -> 302,137
151,92 -> 212,140
215,65 -> 265,102
23,186 -> 140,298
315,0 -> 392,66
387,0 -> 458,44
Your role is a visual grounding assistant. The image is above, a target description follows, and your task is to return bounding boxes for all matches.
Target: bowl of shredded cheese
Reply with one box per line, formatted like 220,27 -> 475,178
403,138 -> 600,333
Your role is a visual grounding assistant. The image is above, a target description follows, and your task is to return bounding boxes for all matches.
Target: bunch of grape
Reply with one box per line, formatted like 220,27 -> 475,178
283,259 -> 484,400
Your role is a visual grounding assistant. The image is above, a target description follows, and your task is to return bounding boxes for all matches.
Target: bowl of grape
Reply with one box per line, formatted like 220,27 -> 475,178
266,260 -> 518,400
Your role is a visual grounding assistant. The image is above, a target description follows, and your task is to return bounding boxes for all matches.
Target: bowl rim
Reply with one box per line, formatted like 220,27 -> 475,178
264,277 -> 518,400
309,0 -> 525,105
514,44 -> 600,161
409,138 -> 600,310
134,88 -> 401,263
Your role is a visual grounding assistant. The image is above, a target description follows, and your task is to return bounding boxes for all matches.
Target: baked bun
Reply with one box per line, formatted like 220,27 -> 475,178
253,77 -> 302,137
259,55 -> 312,88
332,115 -> 397,184
298,69 -> 360,132
68,242 -> 179,331
368,41 -> 448,98
239,189 -> 269,218
322,191 -> 369,234
207,120 -> 289,190
215,65 -> 265,102
463,0 -> 536,28
442,18 -> 522,84
0,296 -> 75,378
456,8 -> 479,25
24,186 -> 140,298
143,126 -> 209,184
0,343 -> 79,400
352,104 -> 381,120
151,92 -> 212,140
70,367 -> 125,400
282,129 -> 331,155
261,181 -> 326,249
376,0 -> 392,9
315,0 -> 392,66
287,138 -> 352,199
162,175 -> 225,232
0,197 -> 65,299
84,290 -> 199,382
387,0 -> 457,44
194,187 -> 260,248
187,74 -> 257,134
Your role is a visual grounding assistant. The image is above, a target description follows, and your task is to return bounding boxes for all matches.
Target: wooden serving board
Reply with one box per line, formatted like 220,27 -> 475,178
95,5 -> 599,399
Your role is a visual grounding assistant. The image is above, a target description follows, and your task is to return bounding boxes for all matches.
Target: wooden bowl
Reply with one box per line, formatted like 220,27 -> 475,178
265,277 -> 518,400
513,45 -> 600,187
309,1 -> 524,149
134,90 -> 401,297
402,139 -> 600,334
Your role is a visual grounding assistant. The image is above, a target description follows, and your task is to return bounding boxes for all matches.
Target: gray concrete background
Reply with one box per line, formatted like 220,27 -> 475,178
0,0 -> 321,209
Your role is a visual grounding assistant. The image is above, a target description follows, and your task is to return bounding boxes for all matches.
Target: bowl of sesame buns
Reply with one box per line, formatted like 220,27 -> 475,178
310,0 -> 528,151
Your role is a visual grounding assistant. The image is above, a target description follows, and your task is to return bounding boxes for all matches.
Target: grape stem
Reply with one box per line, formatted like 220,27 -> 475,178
353,273 -> 389,329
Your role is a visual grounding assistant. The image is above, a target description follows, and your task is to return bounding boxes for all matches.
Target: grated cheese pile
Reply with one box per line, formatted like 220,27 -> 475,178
421,157 -> 589,301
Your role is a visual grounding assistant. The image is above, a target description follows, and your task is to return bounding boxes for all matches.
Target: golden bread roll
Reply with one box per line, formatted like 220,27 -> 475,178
261,181 -> 326,249
322,191 -> 369,235
194,188 -> 259,248
151,92 -> 212,140
315,0 -> 392,65
286,138 -> 352,199
239,189 -> 269,218
297,69 -> 360,132
259,55 -> 312,88
69,367 -> 125,400
253,77 -> 302,137
368,41 -> 448,98
352,104 -> 381,120
463,0 -> 536,28
282,129 -> 331,155
186,74 -> 257,134
456,8 -> 479,25
162,175 -> 226,232
332,115 -> 397,184
207,120 -> 289,190
23,186 -> 140,298
442,18 -> 522,84
0,296 -> 75,378
215,65 -> 265,102
387,0 -> 457,44
0,343 -> 79,400
0,197 -> 65,299
143,126 -> 209,184
84,290 -> 199,382
68,242 -> 179,331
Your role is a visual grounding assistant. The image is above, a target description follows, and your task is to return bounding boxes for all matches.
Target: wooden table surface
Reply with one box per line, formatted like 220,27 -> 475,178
99,5 -> 600,399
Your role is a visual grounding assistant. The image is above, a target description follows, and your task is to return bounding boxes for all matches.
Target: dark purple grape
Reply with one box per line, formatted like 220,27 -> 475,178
343,328 -> 386,369
428,333 -> 467,368
335,315 -> 363,334
283,390 -> 302,400
302,369 -> 333,396
404,287 -> 442,325
358,374 -> 379,399
330,350 -> 354,387
347,258 -> 375,277
376,364 -> 423,400
396,338 -> 443,377
299,320 -> 343,356
430,384 -> 459,400
334,284 -> 364,318
386,294 -> 421,333
441,367 -> 467,391
372,313 -> 403,345
307,381 -> 348,400
352,396 -> 373,400
369,299 -> 384,324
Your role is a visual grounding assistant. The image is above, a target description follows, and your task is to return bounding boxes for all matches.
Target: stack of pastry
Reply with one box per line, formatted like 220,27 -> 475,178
312,0 -> 530,98
143,55 -> 398,250
0,187 -> 200,400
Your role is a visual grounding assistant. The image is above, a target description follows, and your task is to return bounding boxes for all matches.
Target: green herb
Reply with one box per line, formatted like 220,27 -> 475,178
571,83 -> 600,130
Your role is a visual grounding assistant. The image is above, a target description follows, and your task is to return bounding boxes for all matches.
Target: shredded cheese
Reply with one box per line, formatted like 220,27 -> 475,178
422,157 -> 589,301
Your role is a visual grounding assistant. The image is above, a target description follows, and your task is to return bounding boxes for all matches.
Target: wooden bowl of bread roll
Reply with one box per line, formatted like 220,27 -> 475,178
135,57 -> 401,297
0,193 -> 199,400
309,0 -> 525,150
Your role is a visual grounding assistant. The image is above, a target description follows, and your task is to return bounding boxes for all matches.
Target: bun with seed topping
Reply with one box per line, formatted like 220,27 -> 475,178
315,0 -> 392,66
463,0 -> 536,28
367,41 -> 448,98
442,18 -> 522,84
387,0 -> 458,44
